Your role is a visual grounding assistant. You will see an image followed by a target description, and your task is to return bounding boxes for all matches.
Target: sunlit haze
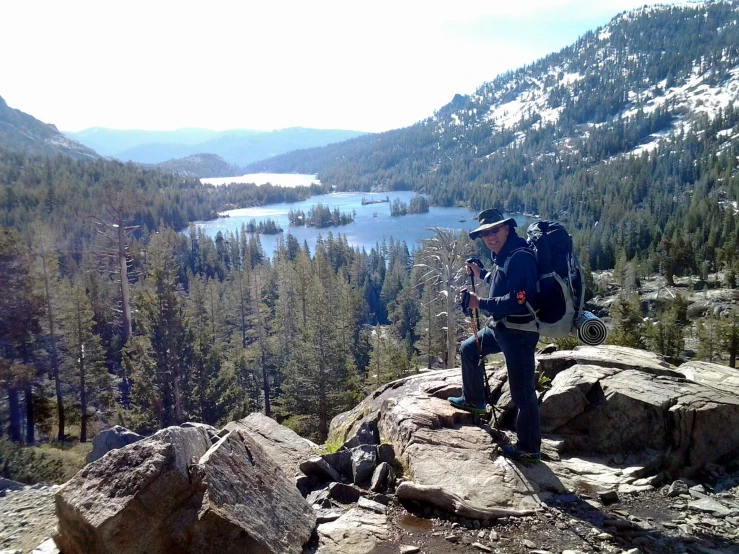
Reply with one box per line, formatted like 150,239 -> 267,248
1,0 -> 682,133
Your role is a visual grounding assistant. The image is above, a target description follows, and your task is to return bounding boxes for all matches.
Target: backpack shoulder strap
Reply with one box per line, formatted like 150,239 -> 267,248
499,246 -> 536,276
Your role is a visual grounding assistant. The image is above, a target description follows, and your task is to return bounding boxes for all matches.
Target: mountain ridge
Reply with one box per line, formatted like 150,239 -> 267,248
0,95 -> 99,160
246,0 -> 739,194
66,126 -> 367,168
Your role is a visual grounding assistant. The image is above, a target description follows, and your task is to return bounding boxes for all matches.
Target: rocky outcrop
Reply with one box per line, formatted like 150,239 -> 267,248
326,345 -> 739,523
55,426 -> 315,554
538,359 -> 739,473
85,425 -> 143,464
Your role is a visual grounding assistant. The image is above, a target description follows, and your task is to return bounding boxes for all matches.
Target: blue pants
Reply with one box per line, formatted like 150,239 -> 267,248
460,325 -> 541,454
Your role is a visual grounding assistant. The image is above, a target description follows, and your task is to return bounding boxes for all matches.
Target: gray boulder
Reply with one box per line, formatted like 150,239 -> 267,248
537,345 -> 678,379
316,507 -> 389,554
370,462 -> 393,493
538,362 -> 739,473
675,360 -> 739,396
300,456 -> 341,482
224,412 -> 319,478
85,425 -> 142,464
55,426 -> 315,554
351,445 -> 377,485
328,482 -> 362,504
323,449 -> 352,477
343,420 -> 379,449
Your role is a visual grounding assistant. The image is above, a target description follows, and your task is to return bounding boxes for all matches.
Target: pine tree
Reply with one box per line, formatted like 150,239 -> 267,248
608,297 -> 646,349
58,279 -> 111,442
32,230 -> 65,441
414,280 -> 446,369
132,229 -> 193,427
696,314 -> 720,362
717,309 -> 739,368
646,300 -> 685,359
0,229 -> 43,443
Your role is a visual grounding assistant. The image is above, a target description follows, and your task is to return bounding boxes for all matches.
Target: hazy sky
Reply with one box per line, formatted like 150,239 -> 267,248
1,0 -> 683,133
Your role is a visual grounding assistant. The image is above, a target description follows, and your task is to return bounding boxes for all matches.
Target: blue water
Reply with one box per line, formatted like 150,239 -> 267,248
193,191 -> 527,255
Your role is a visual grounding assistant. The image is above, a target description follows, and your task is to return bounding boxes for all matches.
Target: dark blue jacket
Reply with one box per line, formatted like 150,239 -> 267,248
478,233 -> 539,328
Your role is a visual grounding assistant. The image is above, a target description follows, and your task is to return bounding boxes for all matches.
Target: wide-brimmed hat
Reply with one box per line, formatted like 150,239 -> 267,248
469,208 -> 515,240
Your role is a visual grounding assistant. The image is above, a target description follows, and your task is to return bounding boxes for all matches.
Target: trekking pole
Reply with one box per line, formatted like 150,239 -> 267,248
467,270 -> 500,430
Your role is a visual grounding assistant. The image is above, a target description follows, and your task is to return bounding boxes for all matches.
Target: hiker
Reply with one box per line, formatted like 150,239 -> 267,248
448,208 -> 542,462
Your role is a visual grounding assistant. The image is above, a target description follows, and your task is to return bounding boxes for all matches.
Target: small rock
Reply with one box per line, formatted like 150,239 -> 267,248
315,510 -> 342,524
377,443 -> 395,464
31,539 -> 59,554
372,493 -> 392,505
299,457 -> 341,482
357,496 -> 386,514
620,549 -> 642,554
370,462 -> 391,493
688,497 -> 731,517
596,532 -> 614,541
472,543 -> 493,552
598,490 -> 619,505
521,539 -> 537,548
400,546 -> 420,554
677,524 -> 693,535
328,482 -> 361,504
489,530 -> 499,541
445,534 -> 459,543
667,480 -> 689,497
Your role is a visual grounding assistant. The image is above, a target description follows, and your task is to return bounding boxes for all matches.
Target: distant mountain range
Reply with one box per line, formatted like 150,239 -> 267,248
65,127 -> 367,169
0,96 -> 98,160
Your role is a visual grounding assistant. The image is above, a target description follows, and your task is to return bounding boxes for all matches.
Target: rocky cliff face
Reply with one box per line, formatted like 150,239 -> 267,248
0,96 -> 99,160
37,346 -> 739,553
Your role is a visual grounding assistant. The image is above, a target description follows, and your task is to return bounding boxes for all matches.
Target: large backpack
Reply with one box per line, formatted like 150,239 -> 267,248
525,221 -> 585,338
498,221 -> 585,337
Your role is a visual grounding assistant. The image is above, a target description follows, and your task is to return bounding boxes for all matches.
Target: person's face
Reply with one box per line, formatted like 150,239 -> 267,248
481,224 -> 509,254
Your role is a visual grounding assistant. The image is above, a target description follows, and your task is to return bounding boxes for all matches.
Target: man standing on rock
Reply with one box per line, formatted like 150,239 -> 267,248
448,208 -> 542,462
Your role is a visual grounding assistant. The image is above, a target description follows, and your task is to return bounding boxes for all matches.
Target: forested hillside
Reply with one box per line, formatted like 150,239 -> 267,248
249,1 -> 739,274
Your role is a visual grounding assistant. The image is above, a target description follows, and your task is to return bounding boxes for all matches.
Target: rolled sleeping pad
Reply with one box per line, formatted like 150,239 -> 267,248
574,311 -> 608,346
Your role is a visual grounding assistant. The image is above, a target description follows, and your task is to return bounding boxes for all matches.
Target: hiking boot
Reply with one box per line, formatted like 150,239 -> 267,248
448,396 -> 487,416
499,444 -> 541,463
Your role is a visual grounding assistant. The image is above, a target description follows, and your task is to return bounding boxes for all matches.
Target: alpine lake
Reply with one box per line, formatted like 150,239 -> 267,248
194,175 -> 530,255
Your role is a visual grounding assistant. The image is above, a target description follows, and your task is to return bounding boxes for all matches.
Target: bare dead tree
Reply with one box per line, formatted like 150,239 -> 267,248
92,183 -> 141,344
414,227 -> 474,368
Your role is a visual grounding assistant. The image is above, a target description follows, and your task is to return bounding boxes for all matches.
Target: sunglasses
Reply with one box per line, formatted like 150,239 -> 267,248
480,226 -> 504,237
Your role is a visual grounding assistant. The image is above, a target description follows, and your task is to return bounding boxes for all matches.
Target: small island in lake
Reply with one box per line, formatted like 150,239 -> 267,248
361,196 -> 390,205
390,195 -> 430,216
243,218 -> 283,234
289,203 -> 355,228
